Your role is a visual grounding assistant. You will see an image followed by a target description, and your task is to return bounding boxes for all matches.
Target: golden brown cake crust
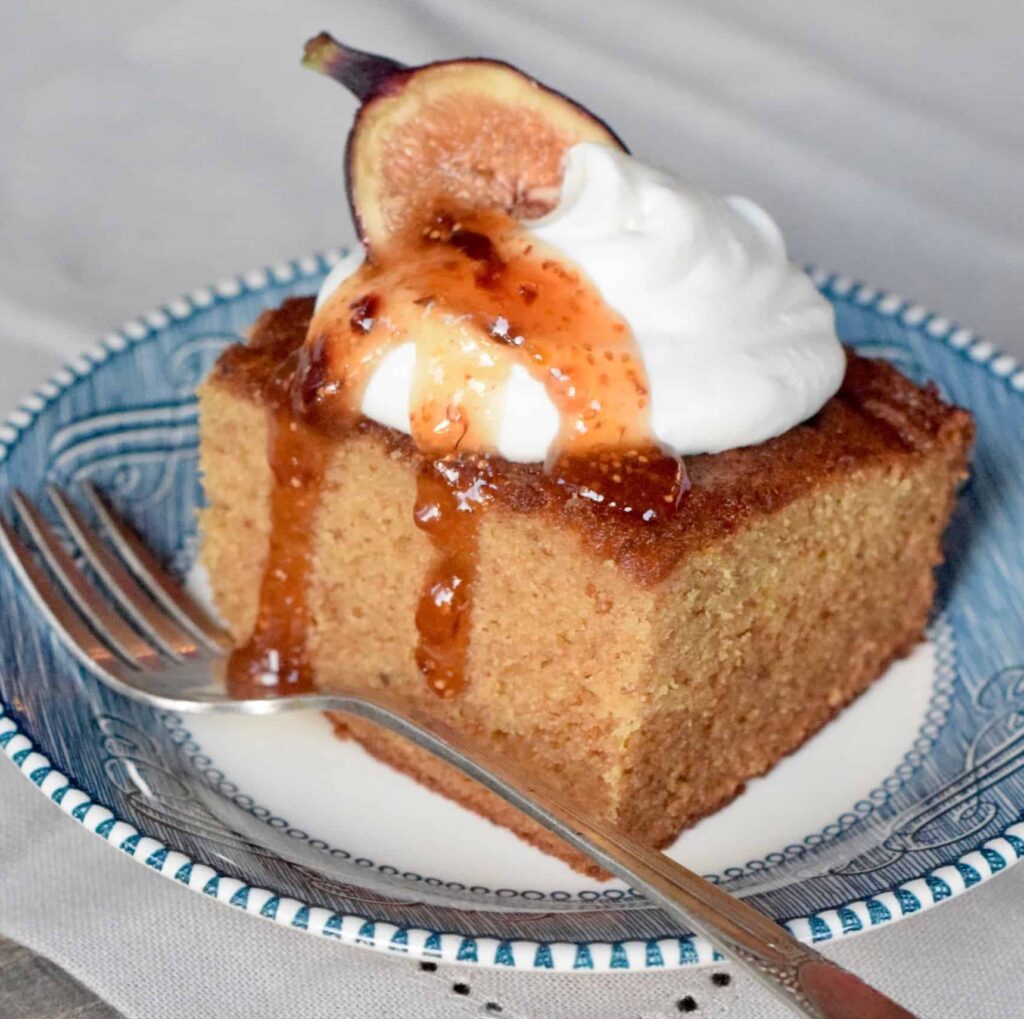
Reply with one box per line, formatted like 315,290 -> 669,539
212,295 -> 974,585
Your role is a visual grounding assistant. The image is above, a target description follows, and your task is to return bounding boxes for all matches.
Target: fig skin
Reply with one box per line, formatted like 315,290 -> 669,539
302,33 -> 628,249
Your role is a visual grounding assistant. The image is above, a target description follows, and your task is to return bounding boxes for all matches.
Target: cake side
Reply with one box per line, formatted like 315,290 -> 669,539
326,438 -> 968,869
618,436 -> 968,846
197,300 -> 973,875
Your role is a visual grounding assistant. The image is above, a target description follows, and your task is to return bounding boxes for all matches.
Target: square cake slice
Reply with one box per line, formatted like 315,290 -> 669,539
198,297 -> 972,875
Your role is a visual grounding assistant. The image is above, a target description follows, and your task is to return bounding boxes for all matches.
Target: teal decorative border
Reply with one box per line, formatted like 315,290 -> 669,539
4,696 -> 1023,967
1,250 -> 1022,970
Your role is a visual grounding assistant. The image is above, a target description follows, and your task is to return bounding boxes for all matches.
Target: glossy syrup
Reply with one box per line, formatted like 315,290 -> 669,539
225,210 -> 687,699
222,334 -> 336,698
413,456 -> 496,697
225,408 -> 329,698
306,209 -> 656,457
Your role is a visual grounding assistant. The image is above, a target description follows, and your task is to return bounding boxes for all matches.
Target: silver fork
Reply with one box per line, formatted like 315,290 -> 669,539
0,483 -> 916,1019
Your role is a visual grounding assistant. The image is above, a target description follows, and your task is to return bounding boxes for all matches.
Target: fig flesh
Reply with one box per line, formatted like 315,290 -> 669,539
302,33 -> 627,249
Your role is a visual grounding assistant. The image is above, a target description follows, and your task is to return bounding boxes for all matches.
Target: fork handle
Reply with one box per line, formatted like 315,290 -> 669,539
323,693 -> 917,1018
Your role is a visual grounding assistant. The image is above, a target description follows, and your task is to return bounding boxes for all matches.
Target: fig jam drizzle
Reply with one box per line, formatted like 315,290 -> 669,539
225,407 -> 330,696
413,455 -> 497,697
222,329 -> 344,698
226,210 -> 687,699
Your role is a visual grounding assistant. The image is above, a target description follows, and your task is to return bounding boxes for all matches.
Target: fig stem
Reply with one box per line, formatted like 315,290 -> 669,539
302,32 -> 407,101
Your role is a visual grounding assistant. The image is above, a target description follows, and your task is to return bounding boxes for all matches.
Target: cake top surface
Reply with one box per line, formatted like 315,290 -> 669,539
213,296 -> 974,587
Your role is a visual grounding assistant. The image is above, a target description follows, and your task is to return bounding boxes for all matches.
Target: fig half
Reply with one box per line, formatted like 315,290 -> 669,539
303,33 -> 627,249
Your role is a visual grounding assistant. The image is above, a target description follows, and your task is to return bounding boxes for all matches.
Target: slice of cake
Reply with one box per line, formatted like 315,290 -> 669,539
197,36 -> 973,875
199,298 -> 971,874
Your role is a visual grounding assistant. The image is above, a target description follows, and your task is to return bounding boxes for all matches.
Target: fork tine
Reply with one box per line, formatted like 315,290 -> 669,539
82,482 -> 231,653
12,491 -> 163,669
0,514 -> 141,687
48,486 -> 204,662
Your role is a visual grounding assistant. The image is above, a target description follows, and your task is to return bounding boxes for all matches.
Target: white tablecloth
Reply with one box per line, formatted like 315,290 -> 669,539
2,2 -> 1023,1016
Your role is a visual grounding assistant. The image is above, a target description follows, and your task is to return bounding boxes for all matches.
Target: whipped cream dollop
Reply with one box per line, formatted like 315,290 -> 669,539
316,142 -> 844,461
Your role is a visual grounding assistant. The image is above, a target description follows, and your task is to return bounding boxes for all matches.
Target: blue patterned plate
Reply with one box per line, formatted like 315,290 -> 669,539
2,254 -> 1023,972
